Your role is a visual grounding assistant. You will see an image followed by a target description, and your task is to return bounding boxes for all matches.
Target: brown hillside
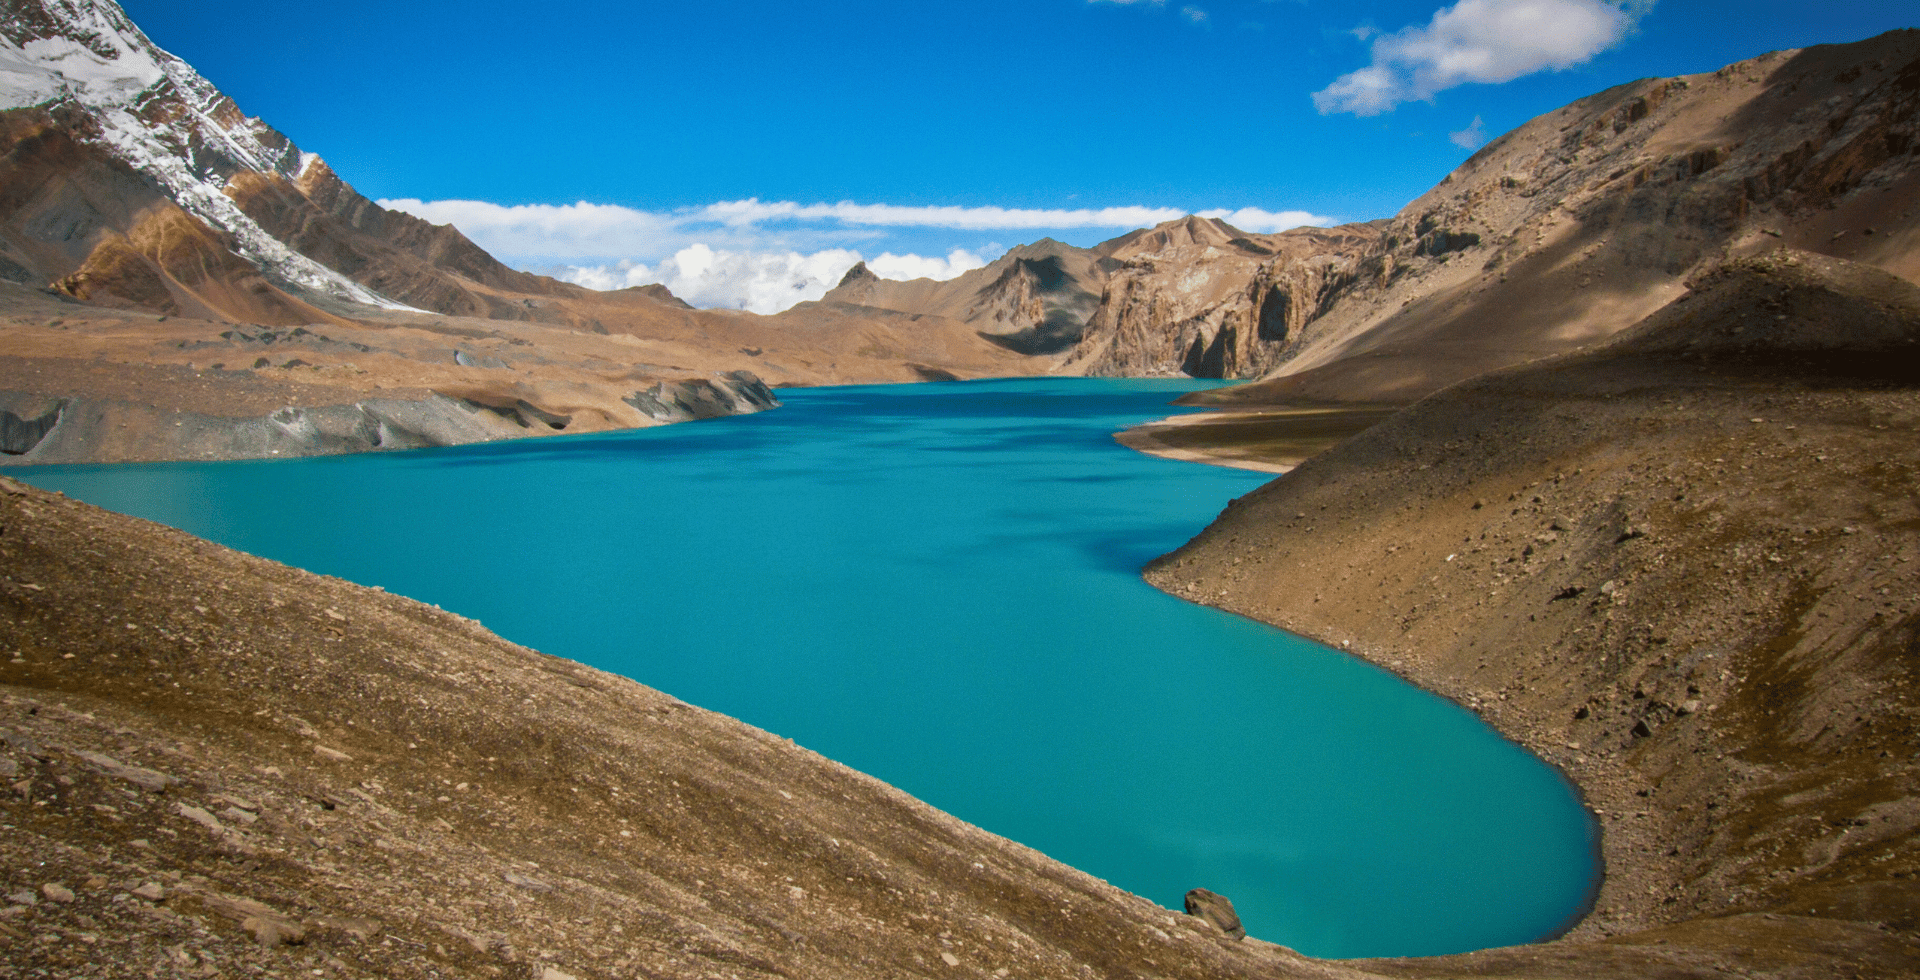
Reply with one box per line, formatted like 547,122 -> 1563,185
1144,251 -> 1920,977
1153,29 -> 1920,405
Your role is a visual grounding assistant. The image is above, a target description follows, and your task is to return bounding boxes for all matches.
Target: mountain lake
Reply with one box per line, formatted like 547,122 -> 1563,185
17,377 -> 1599,958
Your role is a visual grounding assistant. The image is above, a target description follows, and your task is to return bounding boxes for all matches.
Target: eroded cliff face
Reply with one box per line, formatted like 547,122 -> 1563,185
1064,218 -> 1384,380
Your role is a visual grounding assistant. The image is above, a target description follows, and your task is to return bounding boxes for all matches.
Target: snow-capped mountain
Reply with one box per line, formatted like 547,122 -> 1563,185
0,0 -> 409,309
0,0 -> 600,326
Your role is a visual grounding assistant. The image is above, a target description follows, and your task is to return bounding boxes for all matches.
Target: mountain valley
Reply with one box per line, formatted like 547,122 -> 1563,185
2,1 -> 1920,978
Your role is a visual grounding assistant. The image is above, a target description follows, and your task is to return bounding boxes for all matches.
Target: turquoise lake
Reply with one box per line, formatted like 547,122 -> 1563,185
17,377 -> 1598,958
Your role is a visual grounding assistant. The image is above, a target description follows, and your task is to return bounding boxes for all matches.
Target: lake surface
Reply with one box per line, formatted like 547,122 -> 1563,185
18,378 -> 1598,958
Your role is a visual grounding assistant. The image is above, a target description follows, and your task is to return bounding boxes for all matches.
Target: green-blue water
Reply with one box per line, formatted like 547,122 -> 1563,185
17,378 -> 1598,958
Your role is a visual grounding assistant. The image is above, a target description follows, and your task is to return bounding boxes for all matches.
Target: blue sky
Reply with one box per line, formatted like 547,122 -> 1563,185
121,0 -> 1920,309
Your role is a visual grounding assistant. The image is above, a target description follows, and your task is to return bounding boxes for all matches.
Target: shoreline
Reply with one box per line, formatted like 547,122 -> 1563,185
1113,419 -> 1610,947
1114,405 -> 1405,476
1135,352 -> 1920,975
1113,412 -> 1295,473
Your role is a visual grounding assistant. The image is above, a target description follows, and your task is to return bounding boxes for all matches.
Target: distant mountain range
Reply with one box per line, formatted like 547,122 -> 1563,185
2,0 -> 1918,464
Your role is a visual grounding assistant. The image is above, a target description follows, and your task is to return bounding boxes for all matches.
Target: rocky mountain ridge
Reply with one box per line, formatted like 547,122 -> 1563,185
833,30 -> 1920,407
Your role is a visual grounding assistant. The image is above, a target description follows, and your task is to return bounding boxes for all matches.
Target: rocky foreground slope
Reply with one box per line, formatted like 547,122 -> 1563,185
1148,250 -> 1920,977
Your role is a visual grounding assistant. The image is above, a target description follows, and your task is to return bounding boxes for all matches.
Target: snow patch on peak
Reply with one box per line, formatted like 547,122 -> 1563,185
0,0 -> 166,110
0,0 -> 419,311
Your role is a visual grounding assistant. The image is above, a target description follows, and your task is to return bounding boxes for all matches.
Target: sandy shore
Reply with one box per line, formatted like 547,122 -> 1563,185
1115,405 -> 1402,474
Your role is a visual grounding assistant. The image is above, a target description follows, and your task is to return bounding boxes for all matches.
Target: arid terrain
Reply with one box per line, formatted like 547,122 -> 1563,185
5,1 -> 1920,978
1146,250 -> 1920,977
6,250 -> 1920,980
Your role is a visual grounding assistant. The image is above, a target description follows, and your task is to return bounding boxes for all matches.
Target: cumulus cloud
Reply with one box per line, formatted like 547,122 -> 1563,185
552,246 -> 859,315
1194,207 -> 1333,233
1313,0 -> 1646,116
382,196 -> 1334,313
548,246 -> 991,315
868,249 -> 990,282
1449,115 -> 1489,148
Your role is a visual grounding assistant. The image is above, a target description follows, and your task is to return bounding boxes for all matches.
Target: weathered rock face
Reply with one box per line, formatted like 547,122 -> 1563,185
623,370 -> 781,423
1064,218 -> 1384,380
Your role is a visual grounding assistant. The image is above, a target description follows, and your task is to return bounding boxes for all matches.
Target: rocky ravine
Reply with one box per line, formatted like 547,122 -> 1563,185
1146,251 -> 1920,977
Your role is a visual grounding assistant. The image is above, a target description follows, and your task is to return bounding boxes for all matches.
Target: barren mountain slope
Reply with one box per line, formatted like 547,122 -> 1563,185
1146,251 -> 1920,977
1107,29 -> 1920,404
0,282 -> 794,465
820,238 -> 1109,356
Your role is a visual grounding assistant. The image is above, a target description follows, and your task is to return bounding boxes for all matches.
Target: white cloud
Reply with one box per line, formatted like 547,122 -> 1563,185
1313,0 -> 1646,116
1449,115 -> 1489,148
383,196 -> 1336,313
868,249 -> 990,282
1194,207 -> 1334,233
693,199 -> 1216,232
548,245 -> 990,315
1180,6 -> 1209,24
380,197 -> 1335,262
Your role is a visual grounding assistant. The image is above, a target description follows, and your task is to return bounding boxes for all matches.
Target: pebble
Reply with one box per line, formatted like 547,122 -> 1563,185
940,951 -> 961,967
176,802 -> 225,835
131,883 -> 165,901
7,890 -> 36,906
502,872 -> 551,892
72,750 -> 174,792
41,884 -> 74,903
242,914 -> 304,947
313,745 -> 352,761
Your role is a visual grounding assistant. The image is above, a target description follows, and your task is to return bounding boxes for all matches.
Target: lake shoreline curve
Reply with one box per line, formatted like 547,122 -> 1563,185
1141,251 -> 1920,978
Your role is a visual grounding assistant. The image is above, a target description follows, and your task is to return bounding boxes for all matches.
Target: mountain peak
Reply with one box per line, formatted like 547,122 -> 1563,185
836,261 -> 877,289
